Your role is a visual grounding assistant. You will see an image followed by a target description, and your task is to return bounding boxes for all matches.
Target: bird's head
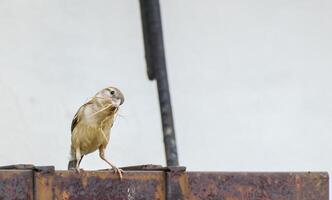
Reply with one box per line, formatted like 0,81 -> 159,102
95,86 -> 125,108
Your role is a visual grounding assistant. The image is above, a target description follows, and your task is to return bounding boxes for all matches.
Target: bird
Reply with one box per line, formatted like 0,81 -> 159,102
68,86 -> 125,179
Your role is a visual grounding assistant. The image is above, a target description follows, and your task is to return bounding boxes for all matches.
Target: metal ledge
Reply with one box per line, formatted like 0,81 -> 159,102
0,165 -> 328,200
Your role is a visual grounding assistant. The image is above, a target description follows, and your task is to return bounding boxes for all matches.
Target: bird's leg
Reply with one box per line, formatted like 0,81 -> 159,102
75,148 -> 82,173
99,147 -> 123,179
78,155 -> 84,166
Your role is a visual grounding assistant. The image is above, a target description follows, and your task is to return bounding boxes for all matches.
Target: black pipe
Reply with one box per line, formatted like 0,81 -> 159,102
139,0 -> 179,166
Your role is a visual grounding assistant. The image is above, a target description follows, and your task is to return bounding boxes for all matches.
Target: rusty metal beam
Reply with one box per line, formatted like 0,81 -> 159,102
0,170 -> 34,200
186,172 -> 329,200
35,171 -> 166,200
0,165 -> 329,200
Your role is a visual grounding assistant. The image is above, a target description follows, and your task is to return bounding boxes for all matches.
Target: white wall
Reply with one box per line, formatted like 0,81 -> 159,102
0,0 -> 331,179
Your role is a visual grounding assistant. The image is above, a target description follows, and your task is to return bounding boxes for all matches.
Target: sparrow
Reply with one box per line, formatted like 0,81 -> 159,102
68,86 -> 125,179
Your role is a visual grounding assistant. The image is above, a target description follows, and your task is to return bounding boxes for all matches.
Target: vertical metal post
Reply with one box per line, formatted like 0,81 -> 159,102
139,0 -> 179,166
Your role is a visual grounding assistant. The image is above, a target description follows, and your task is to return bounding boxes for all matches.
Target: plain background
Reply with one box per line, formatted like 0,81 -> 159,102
0,0 -> 330,186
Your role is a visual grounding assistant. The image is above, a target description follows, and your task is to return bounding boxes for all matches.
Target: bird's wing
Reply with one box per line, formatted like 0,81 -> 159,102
71,101 -> 93,133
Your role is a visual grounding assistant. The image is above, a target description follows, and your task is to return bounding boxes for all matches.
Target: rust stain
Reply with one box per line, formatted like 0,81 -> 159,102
295,175 -> 302,200
81,172 -> 88,189
225,197 -> 239,200
154,175 -> 166,200
51,171 -> 165,200
187,172 -> 328,200
35,172 -> 54,200
0,170 -> 33,200
62,191 -> 70,200
0,167 -> 329,200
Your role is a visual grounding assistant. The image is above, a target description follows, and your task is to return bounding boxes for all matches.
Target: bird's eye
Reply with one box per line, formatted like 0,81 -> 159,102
110,90 -> 115,95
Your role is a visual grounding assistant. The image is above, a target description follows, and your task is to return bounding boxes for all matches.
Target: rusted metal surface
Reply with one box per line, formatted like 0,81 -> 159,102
187,172 -> 329,200
34,170 -> 166,200
34,170 -> 328,200
165,166 -> 193,200
0,165 -> 329,200
0,170 -> 33,200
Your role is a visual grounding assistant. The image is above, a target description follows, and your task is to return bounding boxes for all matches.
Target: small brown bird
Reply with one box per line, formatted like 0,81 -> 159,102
68,86 -> 125,179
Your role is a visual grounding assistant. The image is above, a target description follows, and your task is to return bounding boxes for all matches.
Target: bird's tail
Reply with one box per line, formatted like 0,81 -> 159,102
68,159 -> 77,170
68,148 -> 77,170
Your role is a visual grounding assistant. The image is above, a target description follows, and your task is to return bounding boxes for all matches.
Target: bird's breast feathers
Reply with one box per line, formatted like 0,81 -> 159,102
71,98 -> 119,154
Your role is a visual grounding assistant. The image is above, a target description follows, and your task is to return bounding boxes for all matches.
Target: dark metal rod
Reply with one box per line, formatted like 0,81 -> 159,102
139,0 -> 179,166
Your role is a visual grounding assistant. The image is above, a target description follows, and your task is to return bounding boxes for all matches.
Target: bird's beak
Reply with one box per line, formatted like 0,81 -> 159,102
120,94 -> 124,105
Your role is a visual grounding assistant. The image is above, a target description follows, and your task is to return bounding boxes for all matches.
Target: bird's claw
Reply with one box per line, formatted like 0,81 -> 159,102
111,167 -> 124,180
73,168 -> 84,173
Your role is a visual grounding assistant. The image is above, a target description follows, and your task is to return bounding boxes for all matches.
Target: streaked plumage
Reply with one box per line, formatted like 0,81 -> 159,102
68,86 -> 124,179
